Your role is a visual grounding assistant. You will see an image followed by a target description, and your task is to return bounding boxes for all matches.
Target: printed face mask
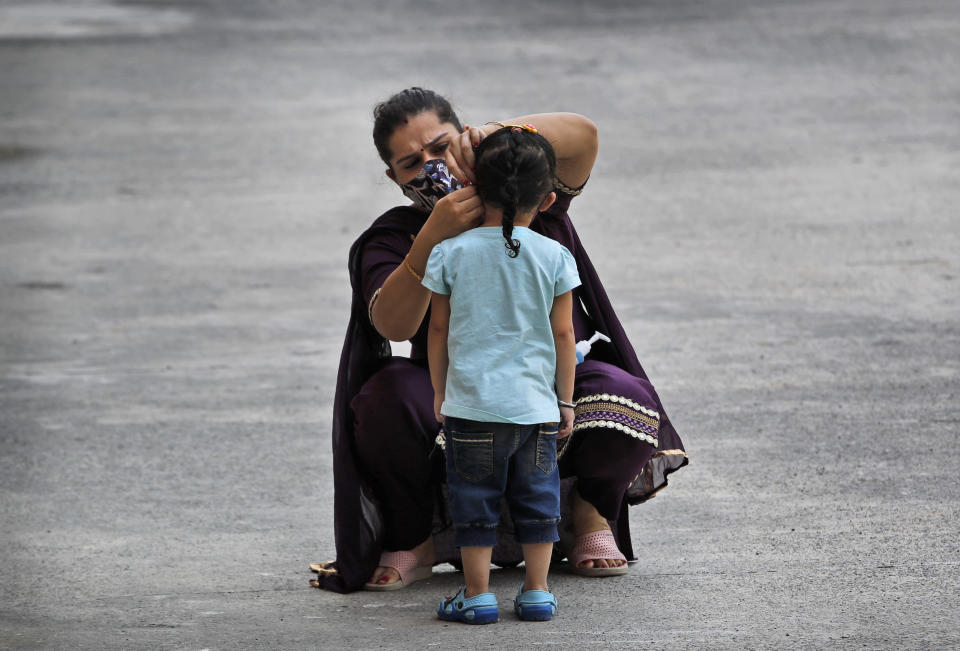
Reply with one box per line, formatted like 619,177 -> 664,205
399,159 -> 463,211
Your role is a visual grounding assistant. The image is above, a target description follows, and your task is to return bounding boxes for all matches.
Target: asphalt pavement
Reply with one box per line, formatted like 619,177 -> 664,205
1,1 -> 958,648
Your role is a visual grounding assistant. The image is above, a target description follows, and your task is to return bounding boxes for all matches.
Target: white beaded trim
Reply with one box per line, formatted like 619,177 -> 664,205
572,420 -> 659,447
576,394 -> 660,421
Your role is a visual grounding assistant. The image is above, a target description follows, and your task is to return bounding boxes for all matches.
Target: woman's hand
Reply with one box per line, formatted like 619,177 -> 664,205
559,406 -> 574,438
445,124 -> 490,186
419,185 -> 484,245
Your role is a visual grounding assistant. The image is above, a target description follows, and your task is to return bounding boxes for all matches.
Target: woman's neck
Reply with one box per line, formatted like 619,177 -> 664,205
481,204 -> 536,228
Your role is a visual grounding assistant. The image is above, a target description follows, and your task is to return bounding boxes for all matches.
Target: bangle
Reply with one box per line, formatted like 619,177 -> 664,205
554,175 -> 588,196
402,255 -> 424,282
558,399 -> 576,409
367,287 -> 382,324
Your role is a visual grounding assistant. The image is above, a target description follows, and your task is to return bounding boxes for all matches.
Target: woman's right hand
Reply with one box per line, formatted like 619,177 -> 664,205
420,185 -> 484,245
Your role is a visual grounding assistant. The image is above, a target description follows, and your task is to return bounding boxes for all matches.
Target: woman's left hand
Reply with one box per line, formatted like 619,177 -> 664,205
446,124 -> 489,186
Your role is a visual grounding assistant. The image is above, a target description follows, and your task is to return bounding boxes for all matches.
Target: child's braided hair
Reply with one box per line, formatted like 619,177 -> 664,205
474,127 -> 556,258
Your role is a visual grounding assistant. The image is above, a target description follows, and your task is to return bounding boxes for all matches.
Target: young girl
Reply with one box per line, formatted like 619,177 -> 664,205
422,126 -> 580,624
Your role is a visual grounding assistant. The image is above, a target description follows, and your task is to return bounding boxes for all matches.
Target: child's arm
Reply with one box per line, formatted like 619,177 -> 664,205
428,292 -> 451,423
550,291 -> 576,438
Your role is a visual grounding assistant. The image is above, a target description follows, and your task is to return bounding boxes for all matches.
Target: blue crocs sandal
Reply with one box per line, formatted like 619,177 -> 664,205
436,586 -> 499,624
514,585 -> 558,621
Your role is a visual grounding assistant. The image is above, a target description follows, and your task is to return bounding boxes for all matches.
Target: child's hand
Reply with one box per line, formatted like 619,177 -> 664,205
434,393 -> 445,424
558,406 -> 574,438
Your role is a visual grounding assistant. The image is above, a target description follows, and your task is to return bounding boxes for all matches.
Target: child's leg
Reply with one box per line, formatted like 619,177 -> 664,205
521,542 -> 553,592
507,423 -> 562,591
443,418 -> 510,597
461,546 -> 494,597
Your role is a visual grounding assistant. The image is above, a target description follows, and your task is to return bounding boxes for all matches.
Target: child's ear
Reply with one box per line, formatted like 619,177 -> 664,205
539,191 -> 556,213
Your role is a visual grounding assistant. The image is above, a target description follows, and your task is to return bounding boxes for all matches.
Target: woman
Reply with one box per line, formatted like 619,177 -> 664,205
311,88 -> 687,593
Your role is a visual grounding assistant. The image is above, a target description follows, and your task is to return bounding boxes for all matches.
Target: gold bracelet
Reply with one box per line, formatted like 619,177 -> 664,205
402,255 -> 424,282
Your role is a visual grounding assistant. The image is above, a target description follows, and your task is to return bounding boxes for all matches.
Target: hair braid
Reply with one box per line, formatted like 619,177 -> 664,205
474,126 -> 558,259
500,130 -> 523,258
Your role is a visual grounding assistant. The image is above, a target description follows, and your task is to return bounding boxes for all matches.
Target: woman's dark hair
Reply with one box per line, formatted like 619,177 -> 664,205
372,87 -> 463,166
474,127 -> 557,258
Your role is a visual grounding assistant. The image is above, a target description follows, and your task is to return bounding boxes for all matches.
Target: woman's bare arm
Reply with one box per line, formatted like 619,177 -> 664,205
370,186 -> 483,341
510,113 -> 598,190
448,113 -> 598,189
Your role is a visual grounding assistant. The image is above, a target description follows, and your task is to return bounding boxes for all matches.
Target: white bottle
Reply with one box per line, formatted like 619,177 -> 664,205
575,331 -> 611,364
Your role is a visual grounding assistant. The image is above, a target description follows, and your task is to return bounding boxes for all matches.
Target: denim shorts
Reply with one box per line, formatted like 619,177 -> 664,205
443,416 -> 561,547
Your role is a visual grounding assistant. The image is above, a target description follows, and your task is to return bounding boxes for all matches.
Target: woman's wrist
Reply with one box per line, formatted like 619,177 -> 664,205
407,229 -> 438,273
401,255 -> 424,282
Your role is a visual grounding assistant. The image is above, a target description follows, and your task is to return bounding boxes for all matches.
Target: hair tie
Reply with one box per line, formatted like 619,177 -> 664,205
485,121 -> 538,134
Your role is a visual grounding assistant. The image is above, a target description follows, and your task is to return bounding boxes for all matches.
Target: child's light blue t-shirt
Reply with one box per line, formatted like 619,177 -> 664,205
422,226 -> 581,424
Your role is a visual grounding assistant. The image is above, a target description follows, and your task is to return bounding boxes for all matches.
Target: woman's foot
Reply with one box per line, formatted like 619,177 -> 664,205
368,536 -> 436,587
570,488 -> 627,571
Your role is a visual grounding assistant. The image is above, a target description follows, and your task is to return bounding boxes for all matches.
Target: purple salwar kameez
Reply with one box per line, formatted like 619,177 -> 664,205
315,189 -> 687,593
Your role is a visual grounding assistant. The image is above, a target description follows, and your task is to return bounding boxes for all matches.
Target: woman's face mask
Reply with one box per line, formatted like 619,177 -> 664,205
400,159 -> 463,212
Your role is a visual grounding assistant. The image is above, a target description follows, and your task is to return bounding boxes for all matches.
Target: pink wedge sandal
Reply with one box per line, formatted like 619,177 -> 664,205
364,550 -> 433,591
568,529 -> 629,577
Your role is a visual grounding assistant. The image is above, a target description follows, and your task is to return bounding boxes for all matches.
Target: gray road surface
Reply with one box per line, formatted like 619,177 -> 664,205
1,0 -> 958,648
